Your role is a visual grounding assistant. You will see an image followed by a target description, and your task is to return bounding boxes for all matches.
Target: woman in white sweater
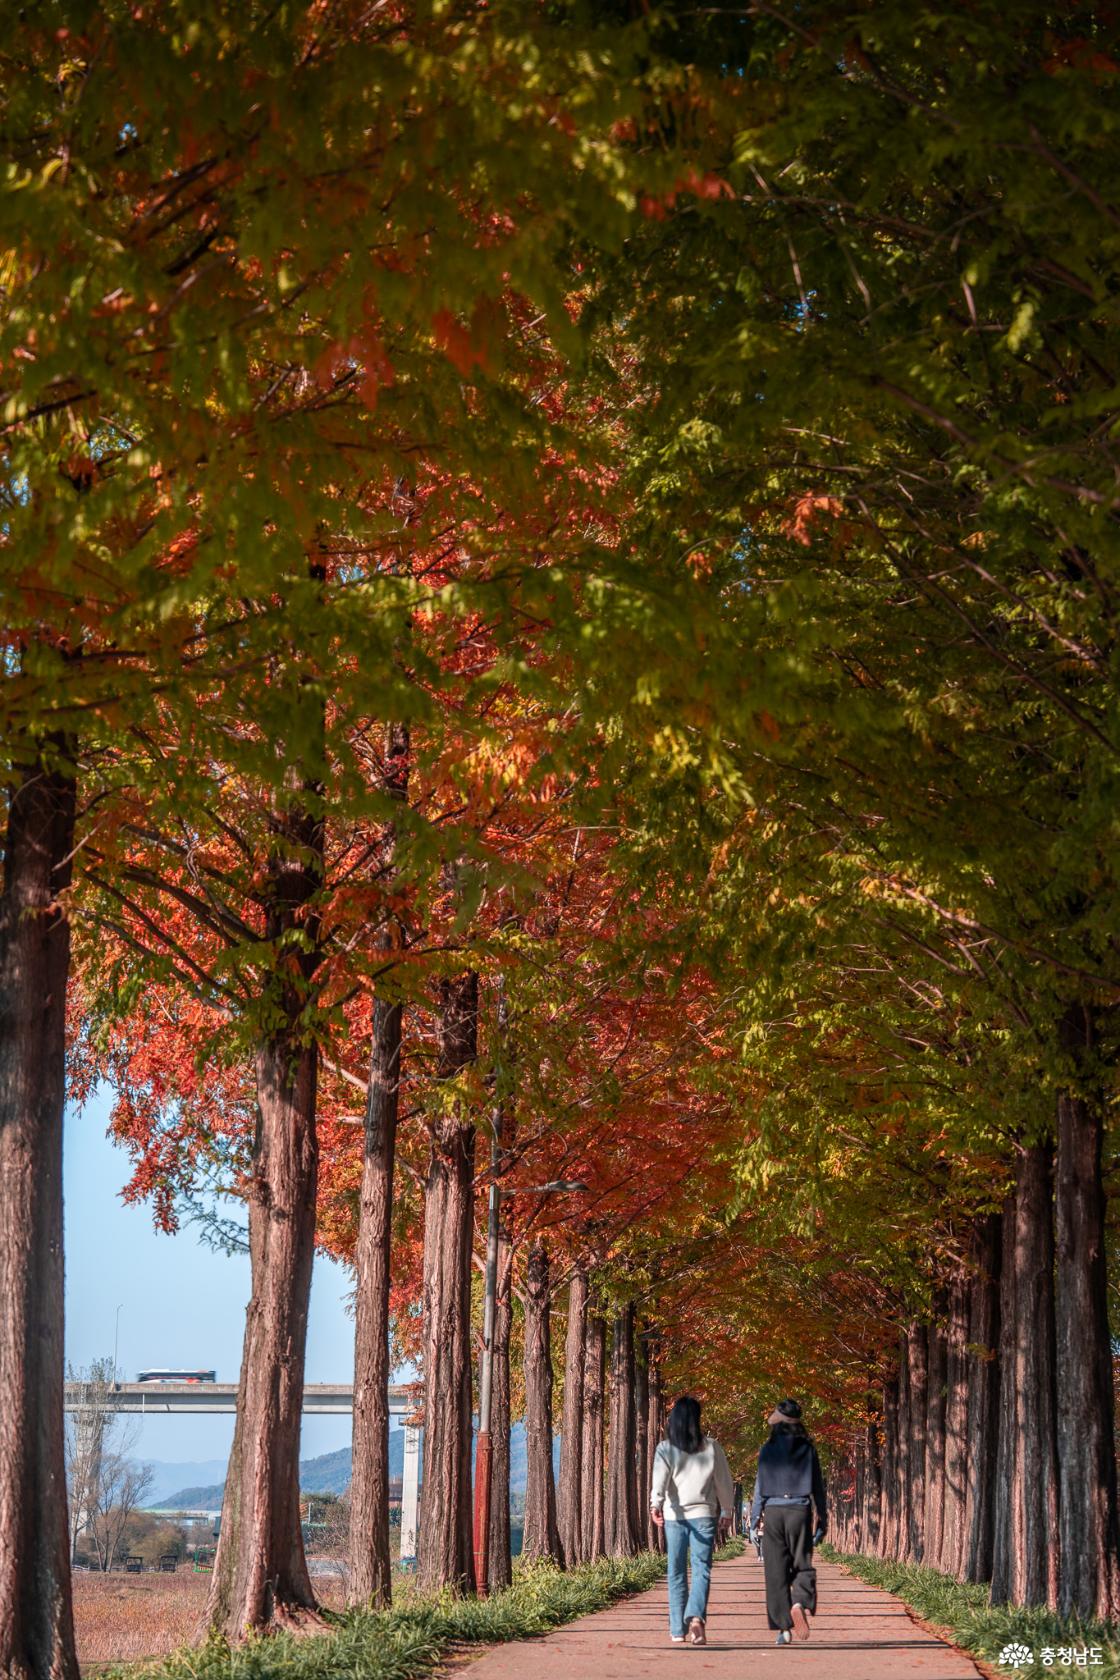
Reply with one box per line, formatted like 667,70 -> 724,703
649,1395 -> 736,1646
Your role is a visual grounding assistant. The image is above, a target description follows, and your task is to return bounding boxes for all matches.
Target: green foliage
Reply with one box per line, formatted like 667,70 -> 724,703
824,1546 -> 1120,1679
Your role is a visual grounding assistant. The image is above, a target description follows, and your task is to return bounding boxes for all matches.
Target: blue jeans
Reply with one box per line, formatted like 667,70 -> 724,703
665,1516 -> 716,1637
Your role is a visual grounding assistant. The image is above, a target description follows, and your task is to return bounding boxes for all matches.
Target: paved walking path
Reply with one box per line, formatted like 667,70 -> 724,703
456,1551 -> 985,1679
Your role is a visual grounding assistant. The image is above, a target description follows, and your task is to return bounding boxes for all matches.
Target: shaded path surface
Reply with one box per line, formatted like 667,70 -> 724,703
457,1552 -> 984,1678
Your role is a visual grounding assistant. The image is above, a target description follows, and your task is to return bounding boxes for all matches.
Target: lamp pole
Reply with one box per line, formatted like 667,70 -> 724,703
113,1303 -> 124,1384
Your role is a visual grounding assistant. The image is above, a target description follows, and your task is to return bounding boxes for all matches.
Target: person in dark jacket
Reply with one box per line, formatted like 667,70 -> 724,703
749,1399 -> 827,1645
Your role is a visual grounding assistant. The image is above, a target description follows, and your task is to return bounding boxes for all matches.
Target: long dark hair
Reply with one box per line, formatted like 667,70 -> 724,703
667,1395 -> 704,1453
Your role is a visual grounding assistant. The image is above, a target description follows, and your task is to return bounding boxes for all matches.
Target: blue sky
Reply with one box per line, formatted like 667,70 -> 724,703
64,1088 -> 356,1464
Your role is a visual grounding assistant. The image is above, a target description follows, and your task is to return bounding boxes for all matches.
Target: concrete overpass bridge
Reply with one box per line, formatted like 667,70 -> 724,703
63,1381 -> 422,1564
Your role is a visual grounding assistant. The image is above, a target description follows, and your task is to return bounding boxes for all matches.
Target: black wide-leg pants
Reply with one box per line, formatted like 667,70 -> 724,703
761,1504 -> 817,1630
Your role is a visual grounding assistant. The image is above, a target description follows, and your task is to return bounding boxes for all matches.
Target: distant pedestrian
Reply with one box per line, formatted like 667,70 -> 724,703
650,1395 -> 736,1647
749,1398 -> 827,1646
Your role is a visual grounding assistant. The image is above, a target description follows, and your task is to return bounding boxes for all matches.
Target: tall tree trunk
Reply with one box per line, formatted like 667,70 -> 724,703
990,1192 -> 1018,1605
964,1213 -> 1001,1585
210,746 -> 324,1640
633,1332 -> 650,1552
605,1305 -> 639,1556
646,1346 -> 664,1552
580,1312 -> 606,1560
924,1312 -> 947,1570
906,1324 -> 928,1563
348,996 -> 402,1607
1055,1009 -> 1120,1621
851,1433 -> 865,1553
417,972 -> 478,1594
522,1240 -> 563,1562
863,1409 -> 882,1556
557,1267 -> 588,1566
895,1332 -> 911,1560
0,746 -> 79,1680
880,1375 -> 900,1561
940,1271 -> 970,1578
209,1039 -> 321,1637
991,1145 -> 1060,1609
349,721 -> 409,1608
488,1220 -> 514,1591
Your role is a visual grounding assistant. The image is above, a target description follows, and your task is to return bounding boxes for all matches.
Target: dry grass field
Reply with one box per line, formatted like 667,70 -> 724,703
73,1569 -> 346,1668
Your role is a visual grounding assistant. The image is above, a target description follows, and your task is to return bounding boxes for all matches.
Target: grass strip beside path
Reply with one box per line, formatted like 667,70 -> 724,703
106,1541 -> 744,1680
822,1546 -> 1120,1680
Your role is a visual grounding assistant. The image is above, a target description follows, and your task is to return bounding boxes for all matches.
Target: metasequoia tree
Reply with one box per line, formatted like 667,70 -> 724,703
417,965 -> 479,1592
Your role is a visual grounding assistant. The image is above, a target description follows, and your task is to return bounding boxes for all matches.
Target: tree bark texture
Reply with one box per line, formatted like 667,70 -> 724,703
880,1376 -> 900,1562
991,1145 -> 1060,1609
557,1267 -> 588,1566
349,720 -> 409,1608
487,1233 -> 513,1592
851,1433 -> 865,1553
605,1305 -> 639,1556
646,1349 -> 665,1552
0,748 -> 78,1680
1054,1019 -> 1120,1621
209,1040 -> 321,1637
906,1323 -> 928,1563
991,1191 -> 1018,1606
634,1333 -> 650,1552
923,1313 -> 947,1570
348,996 -> 403,1607
862,1410 -> 882,1556
417,972 -> 478,1594
521,1240 -> 563,1562
209,725 -> 325,1639
940,1272 -> 970,1578
965,1213 -> 1001,1585
895,1332 -> 911,1561
580,1312 -> 606,1560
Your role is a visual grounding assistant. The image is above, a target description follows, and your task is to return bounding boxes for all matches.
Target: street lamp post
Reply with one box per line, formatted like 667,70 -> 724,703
113,1303 -> 124,1384
472,1173 -> 587,1595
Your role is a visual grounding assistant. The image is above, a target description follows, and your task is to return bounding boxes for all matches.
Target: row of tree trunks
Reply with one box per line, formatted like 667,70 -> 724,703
832,1097 -> 1120,1618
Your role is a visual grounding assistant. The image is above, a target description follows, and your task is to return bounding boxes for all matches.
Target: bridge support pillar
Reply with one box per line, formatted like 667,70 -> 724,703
399,1422 -> 421,1568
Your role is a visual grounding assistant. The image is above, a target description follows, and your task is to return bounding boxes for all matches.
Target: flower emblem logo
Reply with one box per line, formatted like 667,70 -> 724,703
998,1644 -> 1034,1668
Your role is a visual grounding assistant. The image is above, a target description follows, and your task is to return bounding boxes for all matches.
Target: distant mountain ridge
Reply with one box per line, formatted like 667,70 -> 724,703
142,1458 -> 230,1507
150,1424 -> 549,1510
